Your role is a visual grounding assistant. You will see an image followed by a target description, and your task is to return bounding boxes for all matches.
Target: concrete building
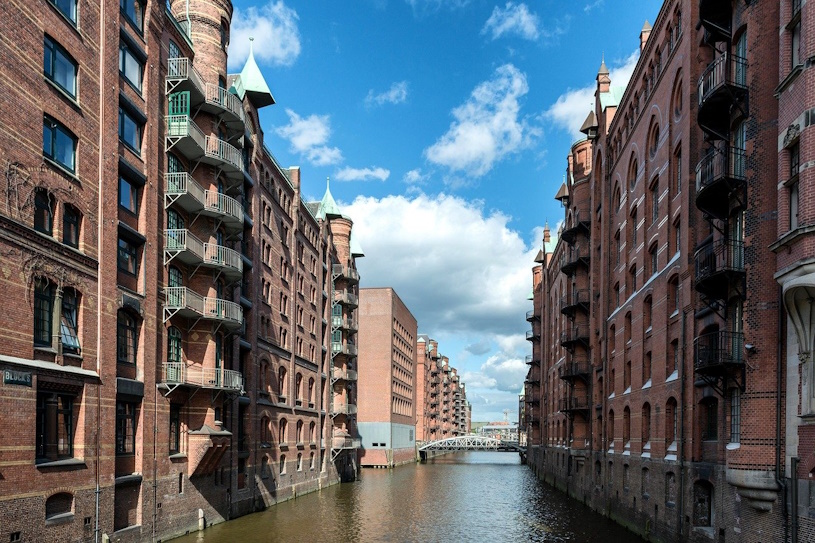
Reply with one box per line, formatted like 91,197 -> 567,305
357,288 -> 418,467
524,1 -> 813,541
0,1 -> 361,541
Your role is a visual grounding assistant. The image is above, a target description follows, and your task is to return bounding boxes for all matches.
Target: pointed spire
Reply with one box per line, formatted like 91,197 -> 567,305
598,52 -> 609,75
642,19 -> 652,31
232,37 -> 276,108
317,176 -> 342,220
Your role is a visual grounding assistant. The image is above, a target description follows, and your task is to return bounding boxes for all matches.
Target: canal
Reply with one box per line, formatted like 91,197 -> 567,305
172,451 -> 643,542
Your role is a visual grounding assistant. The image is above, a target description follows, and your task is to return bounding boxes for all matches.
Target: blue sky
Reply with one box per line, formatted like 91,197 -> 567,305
227,0 -> 664,422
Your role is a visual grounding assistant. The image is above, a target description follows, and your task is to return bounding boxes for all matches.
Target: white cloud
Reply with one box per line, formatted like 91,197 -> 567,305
482,2 -> 540,41
275,109 -> 343,166
425,64 -> 539,177
335,167 -> 390,182
405,0 -> 470,15
584,0 -> 605,13
228,1 -> 301,70
544,49 -> 639,139
345,192 -> 537,337
403,169 -> 429,184
365,81 -> 409,107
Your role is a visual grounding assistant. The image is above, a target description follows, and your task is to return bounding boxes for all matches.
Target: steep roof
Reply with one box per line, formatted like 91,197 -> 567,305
231,39 -> 275,108
316,178 -> 342,220
600,86 -> 626,110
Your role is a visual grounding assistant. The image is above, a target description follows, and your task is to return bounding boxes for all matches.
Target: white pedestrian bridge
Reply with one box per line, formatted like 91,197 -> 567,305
418,435 -> 524,453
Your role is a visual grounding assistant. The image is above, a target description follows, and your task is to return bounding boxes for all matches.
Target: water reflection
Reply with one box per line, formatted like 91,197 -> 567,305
172,452 -> 642,543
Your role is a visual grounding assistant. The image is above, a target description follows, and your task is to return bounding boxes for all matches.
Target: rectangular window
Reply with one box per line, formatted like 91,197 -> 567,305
169,404 -> 181,454
119,176 -> 140,214
60,289 -> 81,354
651,245 -> 658,276
43,116 -> 77,172
120,0 -> 145,32
117,237 -> 138,275
63,204 -> 80,247
792,19 -> 802,68
44,36 -> 77,97
117,311 -> 138,364
651,182 -> 659,223
674,147 -> 682,194
119,42 -> 143,91
730,388 -> 741,443
34,279 -> 53,346
116,401 -> 138,455
49,0 -> 77,24
119,106 -> 142,153
703,401 -> 718,440
36,391 -> 74,461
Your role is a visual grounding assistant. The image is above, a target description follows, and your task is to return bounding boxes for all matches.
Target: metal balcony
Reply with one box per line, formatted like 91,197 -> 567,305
162,362 -> 243,392
163,286 -> 243,329
332,264 -> 360,284
164,173 -> 243,233
698,54 -> 748,140
163,230 -> 243,281
560,289 -> 591,318
560,244 -> 590,276
332,367 -> 358,382
526,328 -> 540,341
334,291 -> 359,307
559,395 -> 591,414
526,310 -> 539,322
332,342 -> 358,357
165,58 -> 205,101
203,84 -> 245,131
331,315 -> 359,331
332,403 -> 358,416
693,330 -> 744,376
560,210 -> 591,245
694,239 -> 745,302
699,0 -> 732,44
559,357 -> 591,382
331,436 -> 361,450
560,324 -> 589,350
165,116 -> 244,179
525,396 -> 540,405
695,146 -> 746,220
525,355 -> 540,366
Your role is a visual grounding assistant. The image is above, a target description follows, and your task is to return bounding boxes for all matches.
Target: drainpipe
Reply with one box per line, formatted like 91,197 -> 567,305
777,286 -> 790,543
678,308 -> 687,540
152,385 -> 158,542
94,0 -> 106,538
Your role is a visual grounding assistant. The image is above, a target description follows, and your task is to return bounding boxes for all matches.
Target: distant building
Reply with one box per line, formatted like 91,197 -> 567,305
416,336 -> 472,443
357,288 -> 418,467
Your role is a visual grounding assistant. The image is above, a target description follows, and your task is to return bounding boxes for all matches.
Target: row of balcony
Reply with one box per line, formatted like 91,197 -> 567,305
560,245 -> 590,276
560,289 -> 591,318
164,229 -> 243,281
163,286 -> 243,328
165,172 -> 245,233
694,239 -> 744,302
558,358 -> 591,381
559,396 -> 591,414
165,115 -> 244,180
697,53 -> 747,140
560,324 -> 589,350
560,210 -> 591,245
166,57 -> 245,130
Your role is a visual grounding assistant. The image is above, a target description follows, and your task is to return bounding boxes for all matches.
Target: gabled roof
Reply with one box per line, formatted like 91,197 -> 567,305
231,39 -> 275,108
600,86 -> 625,110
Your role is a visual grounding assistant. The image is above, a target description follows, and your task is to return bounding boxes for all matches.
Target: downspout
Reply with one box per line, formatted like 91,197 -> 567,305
777,285 -> 791,543
95,0 -> 106,538
678,308 -> 687,540
152,385 -> 158,542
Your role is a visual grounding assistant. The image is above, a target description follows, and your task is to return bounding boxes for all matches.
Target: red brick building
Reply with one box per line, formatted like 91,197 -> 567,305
524,0 -> 812,541
415,336 -> 471,444
356,288 -> 418,467
0,1 -> 361,541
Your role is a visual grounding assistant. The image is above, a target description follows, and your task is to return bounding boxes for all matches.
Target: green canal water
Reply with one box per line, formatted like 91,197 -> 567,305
171,451 -> 643,542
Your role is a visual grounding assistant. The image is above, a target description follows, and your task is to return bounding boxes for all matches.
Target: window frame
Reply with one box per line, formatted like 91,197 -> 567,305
119,40 -> 144,92
169,404 -> 181,455
36,391 -> 75,462
117,236 -> 139,276
120,0 -> 146,33
44,36 -> 78,98
115,400 -> 138,455
118,175 -> 141,215
48,0 -> 77,25
117,310 -> 138,365
60,287 -> 81,354
63,204 -> 80,247
34,278 -> 54,347
118,105 -> 143,155
43,116 -> 77,173
34,189 -> 54,235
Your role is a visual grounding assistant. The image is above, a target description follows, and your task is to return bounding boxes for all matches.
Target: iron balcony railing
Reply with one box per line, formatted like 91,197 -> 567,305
526,328 -> 540,341
559,396 -> 591,412
695,239 -> 745,283
331,342 -> 358,356
166,114 -> 206,151
696,146 -> 746,194
166,57 -> 205,97
698,53 -> 747,107
334,291 -> 359,307
332,403 -> 358,415
165,172 -> 205,210
694,330 -> 745,372
205,83 -> 245,124
560,324 -> 589,346
163,286 -> 243,326
525,355 -> 540,366
526,310 -> 538,322
205,135 -> 243,171
332,367 -> 358,382
331,315 -> 359,331
561,209 -> 591,245
163,230 -> 242,276
332,264 -> 360,283
162,362 -> 243,392
559,358 -> 592,380
203,242 -> 242,274
561,289 -> 591,314
204,190 -> 244,224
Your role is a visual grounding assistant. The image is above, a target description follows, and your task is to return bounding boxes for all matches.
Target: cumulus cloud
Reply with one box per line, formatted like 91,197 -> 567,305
275,109 -> 343,166
334,167 -> 390,182
365,81 -> 409,108
425,64 -> 539,177
345,192 -> 537,337
544,49 -> 639,139
228,1 -> 301,70
482,2 -> 540,41
464,339 -> 492,356
403,169 -> 429,185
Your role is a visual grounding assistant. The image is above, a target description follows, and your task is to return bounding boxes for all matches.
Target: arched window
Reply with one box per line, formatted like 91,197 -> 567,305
297,452 -> 303,471
666,397 -> 678,452
295,373 -> 303,405
309,421 -> 316,444
628,155 -> 639,190
308,377 -> 315,405
310,451 -> 316,470
45,492 -> 73,519
260,416 -> 271,445
649,122 -> 660,158
642,403 -> 652,447
278,366 -> 288,400
296,420 -> 303,444
279,419 -> 288,444
608,409 -> 615,450
279,454 -> 286,474
34,277 -> 54,347
34,188 -> 55,235
623,406 -> 631,448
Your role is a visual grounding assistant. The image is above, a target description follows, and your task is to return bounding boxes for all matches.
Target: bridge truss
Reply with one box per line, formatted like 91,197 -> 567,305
418,435 -> 523,452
